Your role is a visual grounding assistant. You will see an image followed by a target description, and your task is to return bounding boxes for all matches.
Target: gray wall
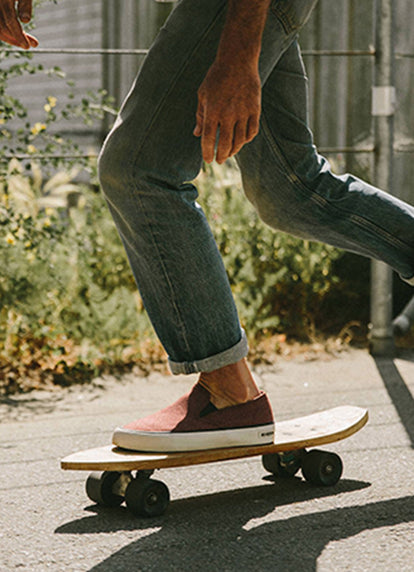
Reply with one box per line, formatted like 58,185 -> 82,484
6,0 -> 173,151
393,0 -> 414,205
300,0 -> 375,183
102,0 -> 174,117
300,0 -> 414,206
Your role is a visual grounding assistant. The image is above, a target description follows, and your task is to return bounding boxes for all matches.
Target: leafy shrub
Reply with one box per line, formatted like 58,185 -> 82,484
0,160 -> 163,393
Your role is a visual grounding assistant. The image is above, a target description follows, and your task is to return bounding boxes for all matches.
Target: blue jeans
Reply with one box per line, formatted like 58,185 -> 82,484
98,0 -> 414,374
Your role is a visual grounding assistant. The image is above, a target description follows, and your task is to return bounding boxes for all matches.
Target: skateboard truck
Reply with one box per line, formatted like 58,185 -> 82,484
86,470 -> 170,517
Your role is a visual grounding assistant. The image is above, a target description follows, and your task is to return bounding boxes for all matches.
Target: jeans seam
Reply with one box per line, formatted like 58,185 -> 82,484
270,7 -> 296,35
261,112 -> 413,256
135,179 -> 195,358
126,4 -> 227,363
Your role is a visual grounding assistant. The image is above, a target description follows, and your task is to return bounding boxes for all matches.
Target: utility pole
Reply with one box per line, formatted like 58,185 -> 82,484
370,0 -> 396,356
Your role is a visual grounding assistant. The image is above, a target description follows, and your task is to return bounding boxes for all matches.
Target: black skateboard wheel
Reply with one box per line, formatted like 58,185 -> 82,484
262,449 -> 305,478
85,471 -> 126,507
125,477 -> 170,517
301,450 -> 343,486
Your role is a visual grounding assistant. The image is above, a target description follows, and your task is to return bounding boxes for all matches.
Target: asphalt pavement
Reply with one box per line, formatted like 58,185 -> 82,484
1,347 -> 414,571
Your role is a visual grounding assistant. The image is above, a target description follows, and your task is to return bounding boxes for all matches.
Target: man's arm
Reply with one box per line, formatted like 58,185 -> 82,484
194,0 -> 271,164
0,0 -> 38,49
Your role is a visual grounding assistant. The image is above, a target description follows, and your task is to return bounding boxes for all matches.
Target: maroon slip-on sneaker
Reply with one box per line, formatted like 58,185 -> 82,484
112,384 -> 275,452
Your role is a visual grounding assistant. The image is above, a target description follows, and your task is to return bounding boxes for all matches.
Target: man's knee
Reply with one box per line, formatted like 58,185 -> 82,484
241,157 -> 300,230
98,132 -> 127,201
244,161 -> 329,239
97,124 -> 153,209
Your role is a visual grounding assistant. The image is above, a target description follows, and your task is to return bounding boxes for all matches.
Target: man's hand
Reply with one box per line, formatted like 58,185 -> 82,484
0,0 -> 38,50
194,60 -> 261,164
193,0 -> 270,164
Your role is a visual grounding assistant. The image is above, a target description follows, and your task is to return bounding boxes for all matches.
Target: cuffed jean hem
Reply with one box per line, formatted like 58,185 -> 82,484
168,330 -> 249,375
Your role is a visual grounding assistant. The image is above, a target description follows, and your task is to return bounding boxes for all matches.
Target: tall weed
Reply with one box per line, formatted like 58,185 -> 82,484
0,161 -> 159,392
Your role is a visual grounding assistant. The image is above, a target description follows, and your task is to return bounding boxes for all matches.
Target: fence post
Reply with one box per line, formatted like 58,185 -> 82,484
370,0 -> 395,356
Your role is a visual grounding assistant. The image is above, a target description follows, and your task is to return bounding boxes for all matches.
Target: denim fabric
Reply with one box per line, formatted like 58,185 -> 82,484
98,0 -> 414,374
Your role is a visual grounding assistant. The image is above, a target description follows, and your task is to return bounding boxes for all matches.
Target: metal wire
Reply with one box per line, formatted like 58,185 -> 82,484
0,47 -> 148,55
0,154 -> 98,161
2,47 -> 413,57
302,49 -> 375,57
0,147 -> 377,161
0,48 -> 379,56
6,145 -> 414,162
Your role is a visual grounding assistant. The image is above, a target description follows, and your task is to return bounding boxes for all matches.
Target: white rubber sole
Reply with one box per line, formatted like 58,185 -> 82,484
112,423 -> 275,453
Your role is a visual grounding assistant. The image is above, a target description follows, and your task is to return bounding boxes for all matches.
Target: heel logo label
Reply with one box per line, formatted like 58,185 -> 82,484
260,431 -> 274,437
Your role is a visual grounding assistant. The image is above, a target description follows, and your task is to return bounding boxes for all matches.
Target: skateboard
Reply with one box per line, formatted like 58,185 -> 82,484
61,405 -> 368,517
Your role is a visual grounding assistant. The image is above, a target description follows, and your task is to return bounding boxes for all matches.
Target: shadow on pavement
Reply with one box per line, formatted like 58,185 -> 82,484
56,477 -> 370,535
56,478 -> 380,571
374,357 -> 414,448
85,494 -> 413,572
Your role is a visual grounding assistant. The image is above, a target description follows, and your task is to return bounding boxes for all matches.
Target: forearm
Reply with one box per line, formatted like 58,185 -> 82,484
194,0 -> 271,163
216,0 -> 272,68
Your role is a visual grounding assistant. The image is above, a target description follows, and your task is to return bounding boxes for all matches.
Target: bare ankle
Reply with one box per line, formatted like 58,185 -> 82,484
198,358 -> 260,409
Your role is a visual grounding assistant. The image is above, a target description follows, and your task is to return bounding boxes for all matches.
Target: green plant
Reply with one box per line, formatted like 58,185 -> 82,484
0,0 -> 116,177
0,160 -> 164,393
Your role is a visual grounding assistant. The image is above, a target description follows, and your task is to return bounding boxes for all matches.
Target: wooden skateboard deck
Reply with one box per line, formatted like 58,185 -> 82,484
61,406 -> 368,517
62,405 -> 368,471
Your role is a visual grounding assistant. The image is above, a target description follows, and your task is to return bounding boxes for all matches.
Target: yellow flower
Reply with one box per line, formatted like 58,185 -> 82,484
43,217 -> 51,228
5,233 -> 15,245
44,97 -> 57,113
31,123 -> 46,136
45,208 -> 55,217
27,144 -> 38,154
